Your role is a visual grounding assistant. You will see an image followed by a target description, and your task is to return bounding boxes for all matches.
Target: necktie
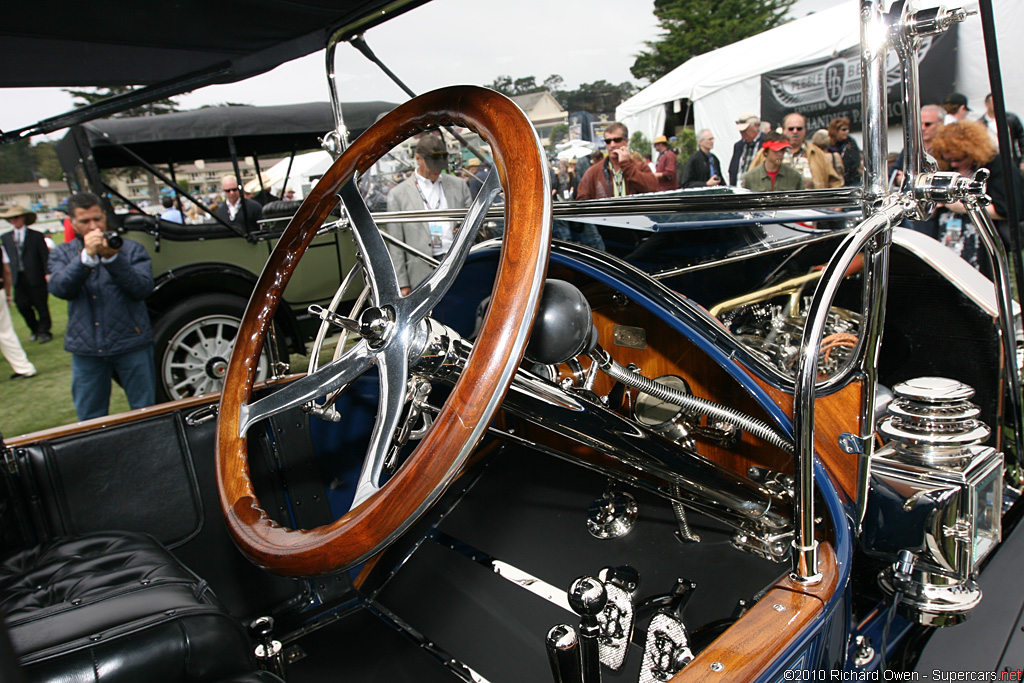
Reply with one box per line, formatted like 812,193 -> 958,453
15,232 -> 24,271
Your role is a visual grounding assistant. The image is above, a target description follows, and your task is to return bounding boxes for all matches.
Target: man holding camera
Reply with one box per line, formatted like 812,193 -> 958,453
49,192 -> 155,420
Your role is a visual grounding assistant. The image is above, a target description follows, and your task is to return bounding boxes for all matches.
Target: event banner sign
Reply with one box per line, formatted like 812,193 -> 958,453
760,25 -> 958,133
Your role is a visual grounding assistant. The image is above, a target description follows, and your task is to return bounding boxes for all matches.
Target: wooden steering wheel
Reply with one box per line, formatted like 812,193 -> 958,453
215,86 -> 551,577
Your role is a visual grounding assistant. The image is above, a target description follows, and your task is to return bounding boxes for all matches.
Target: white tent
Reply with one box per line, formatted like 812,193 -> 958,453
243,151 -> 333,198
617,1 -> 1024,166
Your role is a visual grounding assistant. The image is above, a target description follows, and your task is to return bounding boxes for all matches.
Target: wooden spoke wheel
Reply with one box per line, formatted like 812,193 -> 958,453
216,86 -> 551,577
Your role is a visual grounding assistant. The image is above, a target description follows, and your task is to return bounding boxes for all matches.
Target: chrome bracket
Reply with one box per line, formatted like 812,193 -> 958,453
838,432 -> 866,455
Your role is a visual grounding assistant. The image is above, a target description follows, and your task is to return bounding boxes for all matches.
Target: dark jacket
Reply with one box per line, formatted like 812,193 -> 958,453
48,237 -> 154,356
741,163 -> 805,192
679,151 -> 723,188
831,137 -> 863,186
979,112 -> 1024,164
0,228 -> 48,288
214,198 -> 263,233
576,157 -> 657,200
729,135 -> 763,186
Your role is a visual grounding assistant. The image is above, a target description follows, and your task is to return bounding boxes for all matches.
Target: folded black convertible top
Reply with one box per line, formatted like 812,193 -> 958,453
57,101 -> 396,167
0,0 -> 426,141
1,0 -> 426,89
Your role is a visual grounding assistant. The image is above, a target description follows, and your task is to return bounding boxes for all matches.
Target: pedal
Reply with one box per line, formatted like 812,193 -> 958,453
639,612 -> 693,683
595,566 -> 638,671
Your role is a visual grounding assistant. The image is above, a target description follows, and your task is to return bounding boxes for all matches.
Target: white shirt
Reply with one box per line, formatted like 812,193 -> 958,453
225,197 -> 241,221
414,171 -> 448,211
414,171 -> 454,256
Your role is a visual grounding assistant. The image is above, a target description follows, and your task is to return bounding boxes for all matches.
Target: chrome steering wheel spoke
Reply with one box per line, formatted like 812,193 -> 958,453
239,342 -> 374,436
339,180 -> 401,305
351,336 -> 413,508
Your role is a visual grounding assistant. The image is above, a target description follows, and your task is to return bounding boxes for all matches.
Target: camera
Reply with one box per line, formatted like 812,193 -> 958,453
103,230 -> 123,249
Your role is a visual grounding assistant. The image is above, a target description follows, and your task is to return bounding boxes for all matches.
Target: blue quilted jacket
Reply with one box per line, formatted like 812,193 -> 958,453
48,237 -> 154,356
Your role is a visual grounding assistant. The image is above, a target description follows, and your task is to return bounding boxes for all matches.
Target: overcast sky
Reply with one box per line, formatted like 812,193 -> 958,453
2,0 -> 846,141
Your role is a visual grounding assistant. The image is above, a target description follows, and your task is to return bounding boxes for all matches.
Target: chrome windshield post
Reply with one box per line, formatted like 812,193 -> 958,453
890,1 -> 974,218
793,198 -> 906,584
322,32 -> 351,159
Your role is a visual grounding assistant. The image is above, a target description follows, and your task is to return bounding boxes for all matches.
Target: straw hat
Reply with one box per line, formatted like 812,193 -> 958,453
0,204 -> 37,225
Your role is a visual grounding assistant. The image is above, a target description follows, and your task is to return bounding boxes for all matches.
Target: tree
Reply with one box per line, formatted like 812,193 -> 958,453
543,75 -> 565,94
486,75 -> 638,117
547,123 -> 569,153
0,139 -> 36,183
32,142 -> 63,181
488,74 -> 564,97
63,86 -> 182,118
562,81 -> 638,116
631,0 -> 794,83
630,132 -> 651,159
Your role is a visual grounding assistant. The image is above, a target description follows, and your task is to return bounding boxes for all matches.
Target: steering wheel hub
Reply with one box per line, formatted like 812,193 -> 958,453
359,305 -> 394,347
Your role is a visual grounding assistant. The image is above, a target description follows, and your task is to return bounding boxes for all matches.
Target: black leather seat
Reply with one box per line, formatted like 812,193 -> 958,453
1,531 -> 261,682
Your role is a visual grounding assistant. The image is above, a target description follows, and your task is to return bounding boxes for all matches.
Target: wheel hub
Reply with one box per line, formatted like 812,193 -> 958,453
207,357 -> 229,379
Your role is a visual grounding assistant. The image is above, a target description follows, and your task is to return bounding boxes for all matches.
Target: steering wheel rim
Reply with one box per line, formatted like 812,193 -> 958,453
216,85 -> 551,577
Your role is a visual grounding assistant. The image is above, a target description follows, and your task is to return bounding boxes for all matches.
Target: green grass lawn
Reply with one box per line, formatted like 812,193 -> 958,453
1,292 -> 323,438
0,296 -> 119,437
0,225 -> 338,439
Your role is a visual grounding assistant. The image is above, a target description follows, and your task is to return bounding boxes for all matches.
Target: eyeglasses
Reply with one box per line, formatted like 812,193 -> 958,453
786,126 -> 804,132
604,136 -> 625,144
224,187 -> 240,193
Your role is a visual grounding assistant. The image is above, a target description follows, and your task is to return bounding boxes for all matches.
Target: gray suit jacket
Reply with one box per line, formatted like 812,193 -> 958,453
385,173 -> 471,289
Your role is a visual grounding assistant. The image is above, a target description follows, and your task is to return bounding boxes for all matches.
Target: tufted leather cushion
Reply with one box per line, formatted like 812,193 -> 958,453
1,531 -> 257,682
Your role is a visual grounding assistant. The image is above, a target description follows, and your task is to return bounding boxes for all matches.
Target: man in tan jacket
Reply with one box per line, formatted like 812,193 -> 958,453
749,112 -> 843,189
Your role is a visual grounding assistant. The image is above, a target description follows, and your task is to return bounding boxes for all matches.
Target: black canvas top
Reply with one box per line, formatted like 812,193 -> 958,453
1,0 -> 427,89
58,101 -> 396,167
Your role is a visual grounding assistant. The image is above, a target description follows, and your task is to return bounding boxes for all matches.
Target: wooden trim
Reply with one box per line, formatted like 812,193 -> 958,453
747,372 -> 863,503
672,542 -> 838,681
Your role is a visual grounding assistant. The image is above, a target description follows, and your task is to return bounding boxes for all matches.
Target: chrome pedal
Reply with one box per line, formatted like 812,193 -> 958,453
595,566 -> 638,671
640,612 -> 693,683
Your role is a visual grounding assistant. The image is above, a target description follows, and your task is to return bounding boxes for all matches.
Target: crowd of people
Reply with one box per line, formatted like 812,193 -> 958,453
3,90 -> 1022,402
889,92 -> 1024,273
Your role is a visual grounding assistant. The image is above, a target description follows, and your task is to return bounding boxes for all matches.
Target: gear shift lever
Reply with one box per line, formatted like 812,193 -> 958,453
568,576 -> 607,683
546,623 -> 583,683
249,615 -> 286,678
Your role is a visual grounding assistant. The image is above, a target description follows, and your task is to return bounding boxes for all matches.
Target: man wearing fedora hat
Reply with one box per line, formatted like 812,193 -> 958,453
0,204 -> 52,344
729,112 -> 763,186
652,135 -> 678,192
386,134 -> 471,296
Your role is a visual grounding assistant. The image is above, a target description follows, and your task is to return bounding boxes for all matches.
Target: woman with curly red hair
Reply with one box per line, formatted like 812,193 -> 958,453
931,119 -> 1022,270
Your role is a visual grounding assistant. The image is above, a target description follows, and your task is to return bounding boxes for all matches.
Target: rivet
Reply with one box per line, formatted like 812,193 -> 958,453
773,603 -> 786,611
710,661 -> 724,672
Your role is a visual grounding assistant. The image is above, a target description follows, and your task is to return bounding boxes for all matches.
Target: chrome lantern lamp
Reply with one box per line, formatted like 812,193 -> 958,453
864,377 -> 1003,626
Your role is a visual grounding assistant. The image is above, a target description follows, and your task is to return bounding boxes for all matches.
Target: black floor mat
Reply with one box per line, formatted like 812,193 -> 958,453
283,607 -> 460,682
